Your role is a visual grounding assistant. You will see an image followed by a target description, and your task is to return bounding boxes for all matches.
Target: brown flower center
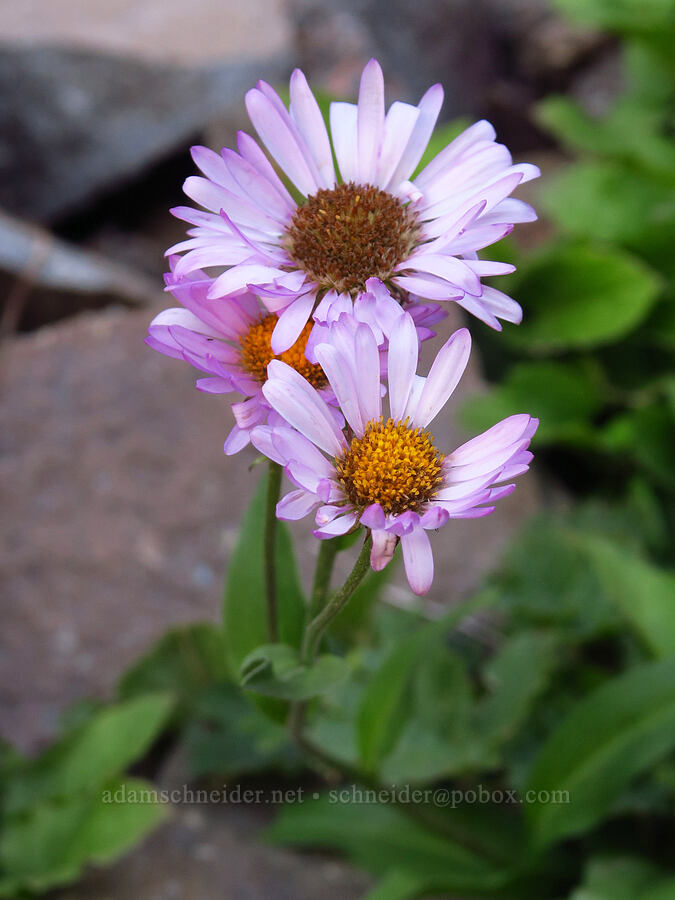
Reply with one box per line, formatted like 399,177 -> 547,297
336,417 -> 445,515
285,182 -> 420,295
239,314 -> 326,388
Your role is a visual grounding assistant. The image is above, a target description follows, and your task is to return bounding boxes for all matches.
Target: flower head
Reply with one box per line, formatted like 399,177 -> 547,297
146,260 -> 331,455
146,263 -> 441,454
168,59 -> 538,355
252,313 -> 538,595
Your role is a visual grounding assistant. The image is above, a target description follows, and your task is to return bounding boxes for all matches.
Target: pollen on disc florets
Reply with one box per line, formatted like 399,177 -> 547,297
336,417 -> 445,516
239,314 -> 327,388
285,182 -> 420,295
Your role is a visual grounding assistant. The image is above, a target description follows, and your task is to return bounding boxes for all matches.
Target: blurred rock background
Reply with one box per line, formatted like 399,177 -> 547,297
0,1 -> 620,895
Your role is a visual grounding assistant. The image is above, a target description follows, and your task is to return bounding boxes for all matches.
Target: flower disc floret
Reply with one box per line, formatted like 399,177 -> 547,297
240,314 -> 326,388
336,417 -> 445,515
285,182 -> 420,295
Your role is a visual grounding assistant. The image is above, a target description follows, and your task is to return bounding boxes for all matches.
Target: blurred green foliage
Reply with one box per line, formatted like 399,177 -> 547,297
462,0 -> 675,537
2,1 -> 674,896
0,695 -> 172,895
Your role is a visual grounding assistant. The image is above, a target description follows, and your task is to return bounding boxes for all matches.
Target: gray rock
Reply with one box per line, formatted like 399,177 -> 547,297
0,210 -> 159,331
290,0 -> 500,113
0,44 -> 289,222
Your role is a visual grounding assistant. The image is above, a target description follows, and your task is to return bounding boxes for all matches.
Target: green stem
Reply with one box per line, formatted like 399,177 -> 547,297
308,537 -> 340,621
301,533 -> 372,665
264,461 -> 282,643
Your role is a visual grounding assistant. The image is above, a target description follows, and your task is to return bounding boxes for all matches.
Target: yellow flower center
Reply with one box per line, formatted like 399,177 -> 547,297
285,182 -> 420,295
239,314 -> 326,388
336,418 -> 445,515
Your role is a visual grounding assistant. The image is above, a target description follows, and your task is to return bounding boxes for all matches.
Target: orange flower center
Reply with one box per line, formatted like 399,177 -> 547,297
336,417 -> 445,515
239,314 -> 326,388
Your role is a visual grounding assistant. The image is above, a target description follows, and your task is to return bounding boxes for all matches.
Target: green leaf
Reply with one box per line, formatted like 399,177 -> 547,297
382,628 -> 559,784
357,599 -> 492,775
601,402 -> 675,489
5,693 -> 173,814
569,855 -> 661,900
380,642 -> 491,783
555,0 -> 675,37
430,802 -> 533,869
362,870 -> 428,900
268,794 -> 519,895
381,724 -> 494,785
223,471 -> 305,671
535,97 -> 675,180
625,40 -> 675,110
526,657 -> 675,845
414,640 -> 473,731
490,515 -> 617,639
474,631 -> 559,746
183,683 -> 297,777
239,644 -> 349,700
536,97 -> 620,158
640,878 -> 675,900
460,360 -> 605,446
507,244 -> 661,352
356,625 -> 437,774
0,776 -> 167,895
573,535 -> 675,658
118,623 -> 230,710
542,162 -> 675,244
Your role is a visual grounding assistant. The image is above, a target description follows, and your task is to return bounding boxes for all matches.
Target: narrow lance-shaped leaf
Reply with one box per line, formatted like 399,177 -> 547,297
268,793 -> 521,895
223,470 -> 305,671
0,776 -> 168,895
5,693 -> 173,814
526,657 -> 675,846
357,595 -> 493,774
573,534 -> 675,658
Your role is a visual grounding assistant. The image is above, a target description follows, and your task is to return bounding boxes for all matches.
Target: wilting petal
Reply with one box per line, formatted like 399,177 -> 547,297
277,489 -> 319,520
371,529 -> 397,571
401,527 -> 434,595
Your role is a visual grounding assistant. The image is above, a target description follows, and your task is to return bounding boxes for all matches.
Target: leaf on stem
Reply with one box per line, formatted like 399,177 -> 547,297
239,644 -> 350,700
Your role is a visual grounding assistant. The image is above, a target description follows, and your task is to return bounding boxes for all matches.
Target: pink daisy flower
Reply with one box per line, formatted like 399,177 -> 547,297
146,262 -> 443,454
146,261 -> 329,455
251,314 -> 538,595
167,59 -> 539,355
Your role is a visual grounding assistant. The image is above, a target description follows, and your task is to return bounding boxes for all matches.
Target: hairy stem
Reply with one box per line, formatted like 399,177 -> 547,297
289,532 -> 371,765
308,537 -> 340,621
264,461 -> 282,643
